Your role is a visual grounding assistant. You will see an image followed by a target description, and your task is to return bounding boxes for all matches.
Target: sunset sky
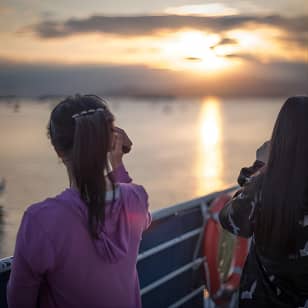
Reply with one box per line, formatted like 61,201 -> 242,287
0,0 -> 307,96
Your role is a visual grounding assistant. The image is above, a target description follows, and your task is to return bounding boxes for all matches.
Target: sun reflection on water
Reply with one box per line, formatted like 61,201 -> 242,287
195,97 -> 224,196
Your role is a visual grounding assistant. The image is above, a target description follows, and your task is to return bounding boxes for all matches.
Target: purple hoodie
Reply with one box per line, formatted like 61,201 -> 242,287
7,164 -> 151,308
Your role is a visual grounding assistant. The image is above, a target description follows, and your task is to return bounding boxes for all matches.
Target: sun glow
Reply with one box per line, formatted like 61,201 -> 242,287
164,4 -> 239,16
195,97 -> 224,195
2,22 -> 303,75
160,31 -> 235,72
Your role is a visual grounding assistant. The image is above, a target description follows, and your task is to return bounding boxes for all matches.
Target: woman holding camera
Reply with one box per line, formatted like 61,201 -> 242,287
7,94 -> 151,308
219,96 -> 308,307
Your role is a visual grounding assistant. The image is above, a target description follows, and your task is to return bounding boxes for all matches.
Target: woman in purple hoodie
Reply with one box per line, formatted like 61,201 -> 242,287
7,94 -> 151,308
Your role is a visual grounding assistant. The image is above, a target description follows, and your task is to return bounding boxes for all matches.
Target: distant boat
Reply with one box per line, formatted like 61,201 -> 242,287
0,185 -> 241,308
0,179 -> 5,195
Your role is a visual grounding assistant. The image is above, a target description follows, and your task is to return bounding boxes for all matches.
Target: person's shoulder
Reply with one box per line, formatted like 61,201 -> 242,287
118,182 -> 147,199
117,183 -> 151,230
24,190 -> 71,222
117,183 -> 148,209
25,197 -> 56,216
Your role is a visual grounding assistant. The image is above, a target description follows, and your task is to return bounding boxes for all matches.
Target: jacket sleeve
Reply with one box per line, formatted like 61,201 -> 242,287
109,163 -> 151,230
219,165 -> 262,238
7,211 -> 56,308
131,185 -> 151,231
108,163 -> 132,184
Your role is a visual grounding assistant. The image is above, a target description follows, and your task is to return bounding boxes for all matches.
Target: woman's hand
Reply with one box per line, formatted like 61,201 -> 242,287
110,127 -> 132,169
114,127 -> 132,154
110,130 -> 124,170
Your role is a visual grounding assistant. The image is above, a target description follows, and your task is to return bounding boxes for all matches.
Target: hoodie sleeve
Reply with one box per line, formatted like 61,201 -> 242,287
108,163 -> 132,184
127,184 -> 151,232
139,187 -> 151,231
7,210 -> 56,308
219,175 -> 260,238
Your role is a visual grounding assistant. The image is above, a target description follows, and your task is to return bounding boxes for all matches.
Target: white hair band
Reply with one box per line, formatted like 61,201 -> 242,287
72,108 -> 105,119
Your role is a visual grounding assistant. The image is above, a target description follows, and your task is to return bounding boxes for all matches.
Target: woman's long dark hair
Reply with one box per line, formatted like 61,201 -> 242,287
48,94 -> 114,239
255,96 -> 308,257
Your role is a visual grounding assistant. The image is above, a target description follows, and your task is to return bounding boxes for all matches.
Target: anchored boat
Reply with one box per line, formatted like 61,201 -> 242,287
0,179 -> 5,195
0,185 -> 246,308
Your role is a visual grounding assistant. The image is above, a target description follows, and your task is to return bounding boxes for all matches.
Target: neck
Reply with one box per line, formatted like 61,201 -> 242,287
65,163 -> 113,192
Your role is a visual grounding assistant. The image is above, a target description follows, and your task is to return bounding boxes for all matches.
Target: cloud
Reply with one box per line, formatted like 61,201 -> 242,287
223,53 -> 260,63
184,57 -> 202,62
31,14 -> 308,39
210,37 -> 238,50
279,31 -> 308,48
215,38 -> 238,45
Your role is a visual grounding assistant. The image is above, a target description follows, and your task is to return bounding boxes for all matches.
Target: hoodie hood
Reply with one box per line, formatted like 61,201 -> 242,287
62,186 -> 130,263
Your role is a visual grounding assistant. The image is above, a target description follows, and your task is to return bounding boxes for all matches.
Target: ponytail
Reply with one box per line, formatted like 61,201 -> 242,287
48,94 -> 115,238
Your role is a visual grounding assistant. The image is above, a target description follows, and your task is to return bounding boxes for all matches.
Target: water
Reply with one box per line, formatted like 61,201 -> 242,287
0,97 -> 284,258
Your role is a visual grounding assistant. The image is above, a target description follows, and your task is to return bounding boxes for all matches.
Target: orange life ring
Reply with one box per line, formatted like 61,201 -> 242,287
203,194 -> 249,304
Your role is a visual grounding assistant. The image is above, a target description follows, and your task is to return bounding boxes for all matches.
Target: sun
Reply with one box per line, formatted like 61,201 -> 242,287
159,30 -> 234,73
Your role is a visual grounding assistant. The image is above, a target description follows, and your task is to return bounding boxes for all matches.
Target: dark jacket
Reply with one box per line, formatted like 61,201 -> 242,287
219,161 -> 308,308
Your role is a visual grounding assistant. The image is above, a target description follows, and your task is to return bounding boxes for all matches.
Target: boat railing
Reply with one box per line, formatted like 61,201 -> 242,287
137,185 -> 237,307
0,185 -> 238,308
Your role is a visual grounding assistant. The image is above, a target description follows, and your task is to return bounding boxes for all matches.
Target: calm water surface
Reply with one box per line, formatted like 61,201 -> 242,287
0,97 -> 283,257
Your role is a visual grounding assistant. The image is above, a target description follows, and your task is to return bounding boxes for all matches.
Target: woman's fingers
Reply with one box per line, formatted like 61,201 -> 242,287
113,132 -> 124,153
110,132 -> 124,169
113,127 -> 132,153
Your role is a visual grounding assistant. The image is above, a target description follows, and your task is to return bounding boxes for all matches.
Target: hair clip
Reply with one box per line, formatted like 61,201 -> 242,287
71,108 -> 106,119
